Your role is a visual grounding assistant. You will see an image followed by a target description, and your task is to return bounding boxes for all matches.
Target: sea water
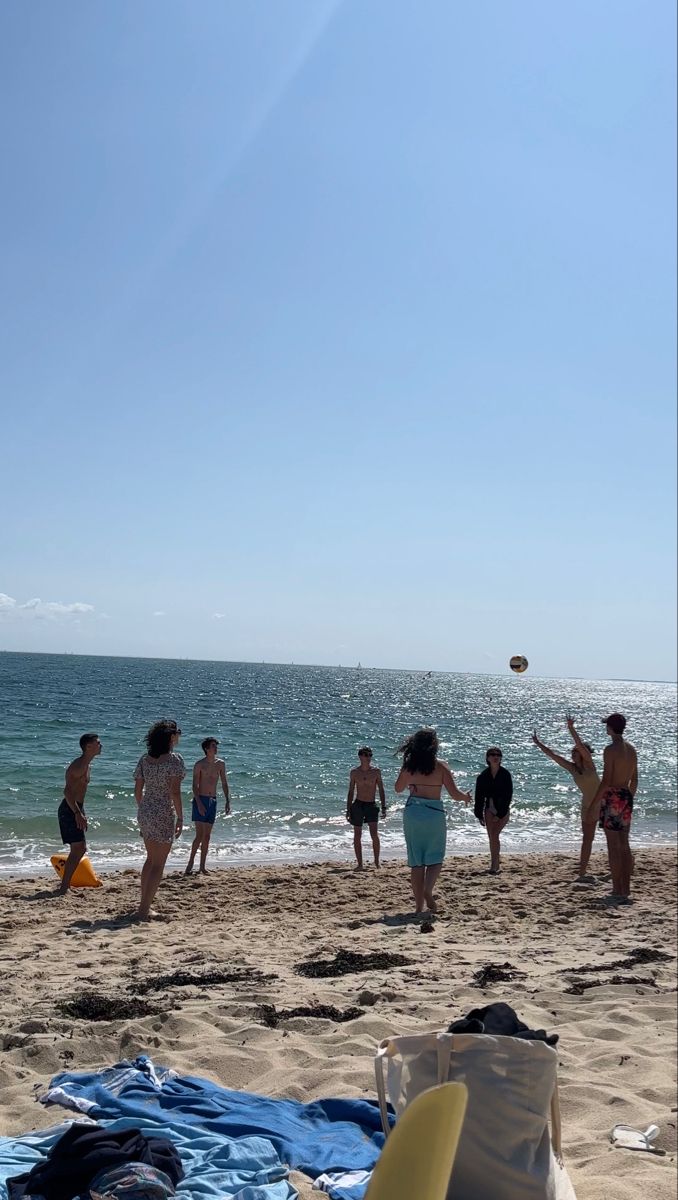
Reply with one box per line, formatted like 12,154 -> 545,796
0,652 -> 675,874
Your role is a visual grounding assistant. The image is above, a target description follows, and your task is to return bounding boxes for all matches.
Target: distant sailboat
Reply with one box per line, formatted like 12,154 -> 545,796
357,661 -> 362,670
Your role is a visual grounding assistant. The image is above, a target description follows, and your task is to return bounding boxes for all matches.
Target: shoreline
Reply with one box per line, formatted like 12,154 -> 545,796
1,836 -> 676,881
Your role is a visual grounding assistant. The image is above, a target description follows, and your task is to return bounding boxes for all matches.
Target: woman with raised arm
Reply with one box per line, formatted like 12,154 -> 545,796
395,728 -> 471,916
532,715 -> 599,881
133,720 -> 184,920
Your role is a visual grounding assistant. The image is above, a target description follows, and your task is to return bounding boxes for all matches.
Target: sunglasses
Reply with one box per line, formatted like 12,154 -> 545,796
488,753 -> 502,759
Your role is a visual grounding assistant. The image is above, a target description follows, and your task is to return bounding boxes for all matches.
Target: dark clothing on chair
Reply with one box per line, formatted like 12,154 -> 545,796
474,766 -> 513,822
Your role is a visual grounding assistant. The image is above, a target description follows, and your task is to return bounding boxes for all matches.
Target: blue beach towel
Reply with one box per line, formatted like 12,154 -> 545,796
38,1057 -> 389,1199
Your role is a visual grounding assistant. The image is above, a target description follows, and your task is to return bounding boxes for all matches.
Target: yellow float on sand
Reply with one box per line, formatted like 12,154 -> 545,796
50,854 -> 102,887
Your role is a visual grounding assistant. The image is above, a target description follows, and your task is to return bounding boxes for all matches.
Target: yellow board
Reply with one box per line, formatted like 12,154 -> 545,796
50,853 -> 103,888
510,654 -> 529,673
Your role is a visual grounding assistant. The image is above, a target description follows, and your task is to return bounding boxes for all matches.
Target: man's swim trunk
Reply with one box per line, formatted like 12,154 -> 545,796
58,799 -> 86,845
192,796 -> 217,825
349,801 -> 380,826
599,787 -> 633,832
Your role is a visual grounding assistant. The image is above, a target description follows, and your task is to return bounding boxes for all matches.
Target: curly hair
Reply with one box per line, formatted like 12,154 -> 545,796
145,720 -> 176,759
396,728 -> 439,775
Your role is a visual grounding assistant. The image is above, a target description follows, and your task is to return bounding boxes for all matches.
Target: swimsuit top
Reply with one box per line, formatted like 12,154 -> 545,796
408,768 -> 445,798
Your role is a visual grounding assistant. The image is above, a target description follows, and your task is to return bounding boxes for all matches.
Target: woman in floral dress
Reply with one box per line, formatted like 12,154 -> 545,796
133,720 -> 184,920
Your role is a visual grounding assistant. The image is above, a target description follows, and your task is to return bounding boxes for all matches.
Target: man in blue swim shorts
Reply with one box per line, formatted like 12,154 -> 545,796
185,738 -> 231,876
346,747 -> 386,869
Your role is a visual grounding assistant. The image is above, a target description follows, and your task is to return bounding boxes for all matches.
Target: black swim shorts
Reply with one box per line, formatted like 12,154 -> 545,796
58,799 -> 86,845
349,801 -> 380,827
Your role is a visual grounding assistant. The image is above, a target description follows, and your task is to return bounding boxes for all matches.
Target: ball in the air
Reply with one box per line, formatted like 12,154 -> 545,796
510,655 -> 528,674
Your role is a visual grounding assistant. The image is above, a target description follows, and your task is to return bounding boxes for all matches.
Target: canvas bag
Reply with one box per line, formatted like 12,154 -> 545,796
375,1032 -> 576,1200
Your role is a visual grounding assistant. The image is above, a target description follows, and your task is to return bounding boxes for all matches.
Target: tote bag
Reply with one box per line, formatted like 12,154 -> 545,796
375,1032 -> 576,1200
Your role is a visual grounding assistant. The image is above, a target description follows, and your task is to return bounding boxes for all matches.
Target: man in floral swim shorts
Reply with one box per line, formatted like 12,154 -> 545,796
591,713 -> 637,903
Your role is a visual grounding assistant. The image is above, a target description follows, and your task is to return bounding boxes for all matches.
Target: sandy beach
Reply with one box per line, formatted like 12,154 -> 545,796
0,847 -> 675,1199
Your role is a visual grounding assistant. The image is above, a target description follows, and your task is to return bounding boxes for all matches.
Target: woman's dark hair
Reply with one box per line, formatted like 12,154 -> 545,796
485,746 -> 503,764
145,720 -> 176,758
397,728 -> 438,775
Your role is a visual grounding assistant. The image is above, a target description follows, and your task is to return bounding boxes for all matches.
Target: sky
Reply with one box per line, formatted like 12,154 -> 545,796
0,0 -> 676,681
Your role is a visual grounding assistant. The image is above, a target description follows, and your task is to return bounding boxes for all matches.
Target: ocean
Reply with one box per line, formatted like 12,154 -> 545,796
0,652 -> 675,875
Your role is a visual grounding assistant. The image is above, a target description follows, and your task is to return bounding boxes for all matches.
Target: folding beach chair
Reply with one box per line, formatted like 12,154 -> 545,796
365,1082 -> 468,1200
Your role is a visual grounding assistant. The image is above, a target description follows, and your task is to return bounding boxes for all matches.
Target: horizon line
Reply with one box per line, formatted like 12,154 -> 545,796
0,647 -> 675,686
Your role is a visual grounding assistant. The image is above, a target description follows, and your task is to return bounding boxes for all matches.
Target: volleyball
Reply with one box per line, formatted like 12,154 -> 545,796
510,655 -> 528,674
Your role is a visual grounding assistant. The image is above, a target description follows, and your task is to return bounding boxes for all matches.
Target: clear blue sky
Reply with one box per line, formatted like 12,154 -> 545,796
0,0 -> 675,680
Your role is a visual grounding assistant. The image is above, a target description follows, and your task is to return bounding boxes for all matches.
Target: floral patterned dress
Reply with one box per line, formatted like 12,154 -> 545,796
134,752 -> 185,844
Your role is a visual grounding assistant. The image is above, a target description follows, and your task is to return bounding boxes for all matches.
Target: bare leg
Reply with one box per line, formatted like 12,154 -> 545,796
58,841 -> 86,894
618,831 -> 632,898
486,813 -> 509,873
423,863 -> 443,911
485,815 -> 497,871
578,819 -> 597,879
138,840 -> 171,919
185,830 -> 201,875
199,825 -> 212,873
604,830 -> 622,895
353,825 -> 364,869
367,822 -> 380,867
410,866 -> 426,912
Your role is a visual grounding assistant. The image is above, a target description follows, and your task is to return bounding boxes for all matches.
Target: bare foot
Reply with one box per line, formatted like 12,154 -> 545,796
135,908 -> 159,922
424,894 -> 438,913
199,868 -> 209,875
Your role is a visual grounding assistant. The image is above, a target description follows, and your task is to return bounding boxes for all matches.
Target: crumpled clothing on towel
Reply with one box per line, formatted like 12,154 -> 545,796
90,1163 -> 177,1200
312,1169 -> 373,1200
6,1124 -> 183,1200
447,1001 -> 559,1045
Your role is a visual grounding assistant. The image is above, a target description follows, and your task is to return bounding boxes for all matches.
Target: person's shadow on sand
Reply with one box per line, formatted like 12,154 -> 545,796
11,887 -> 77,902
66,913 -> 142,932
349,911 -> 429,928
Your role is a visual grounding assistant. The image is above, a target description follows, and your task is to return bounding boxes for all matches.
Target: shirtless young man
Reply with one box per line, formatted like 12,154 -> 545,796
185,738 -> 230,875
56,733 -> 102,894
346,747 -> 386,869
591,713 -> 637,902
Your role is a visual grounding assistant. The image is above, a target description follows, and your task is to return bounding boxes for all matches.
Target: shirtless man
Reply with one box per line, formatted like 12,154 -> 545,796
591,713 -> 637,902
56,732 -> 102,894
346,747 -> 386,869
185,738 -> 230,875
